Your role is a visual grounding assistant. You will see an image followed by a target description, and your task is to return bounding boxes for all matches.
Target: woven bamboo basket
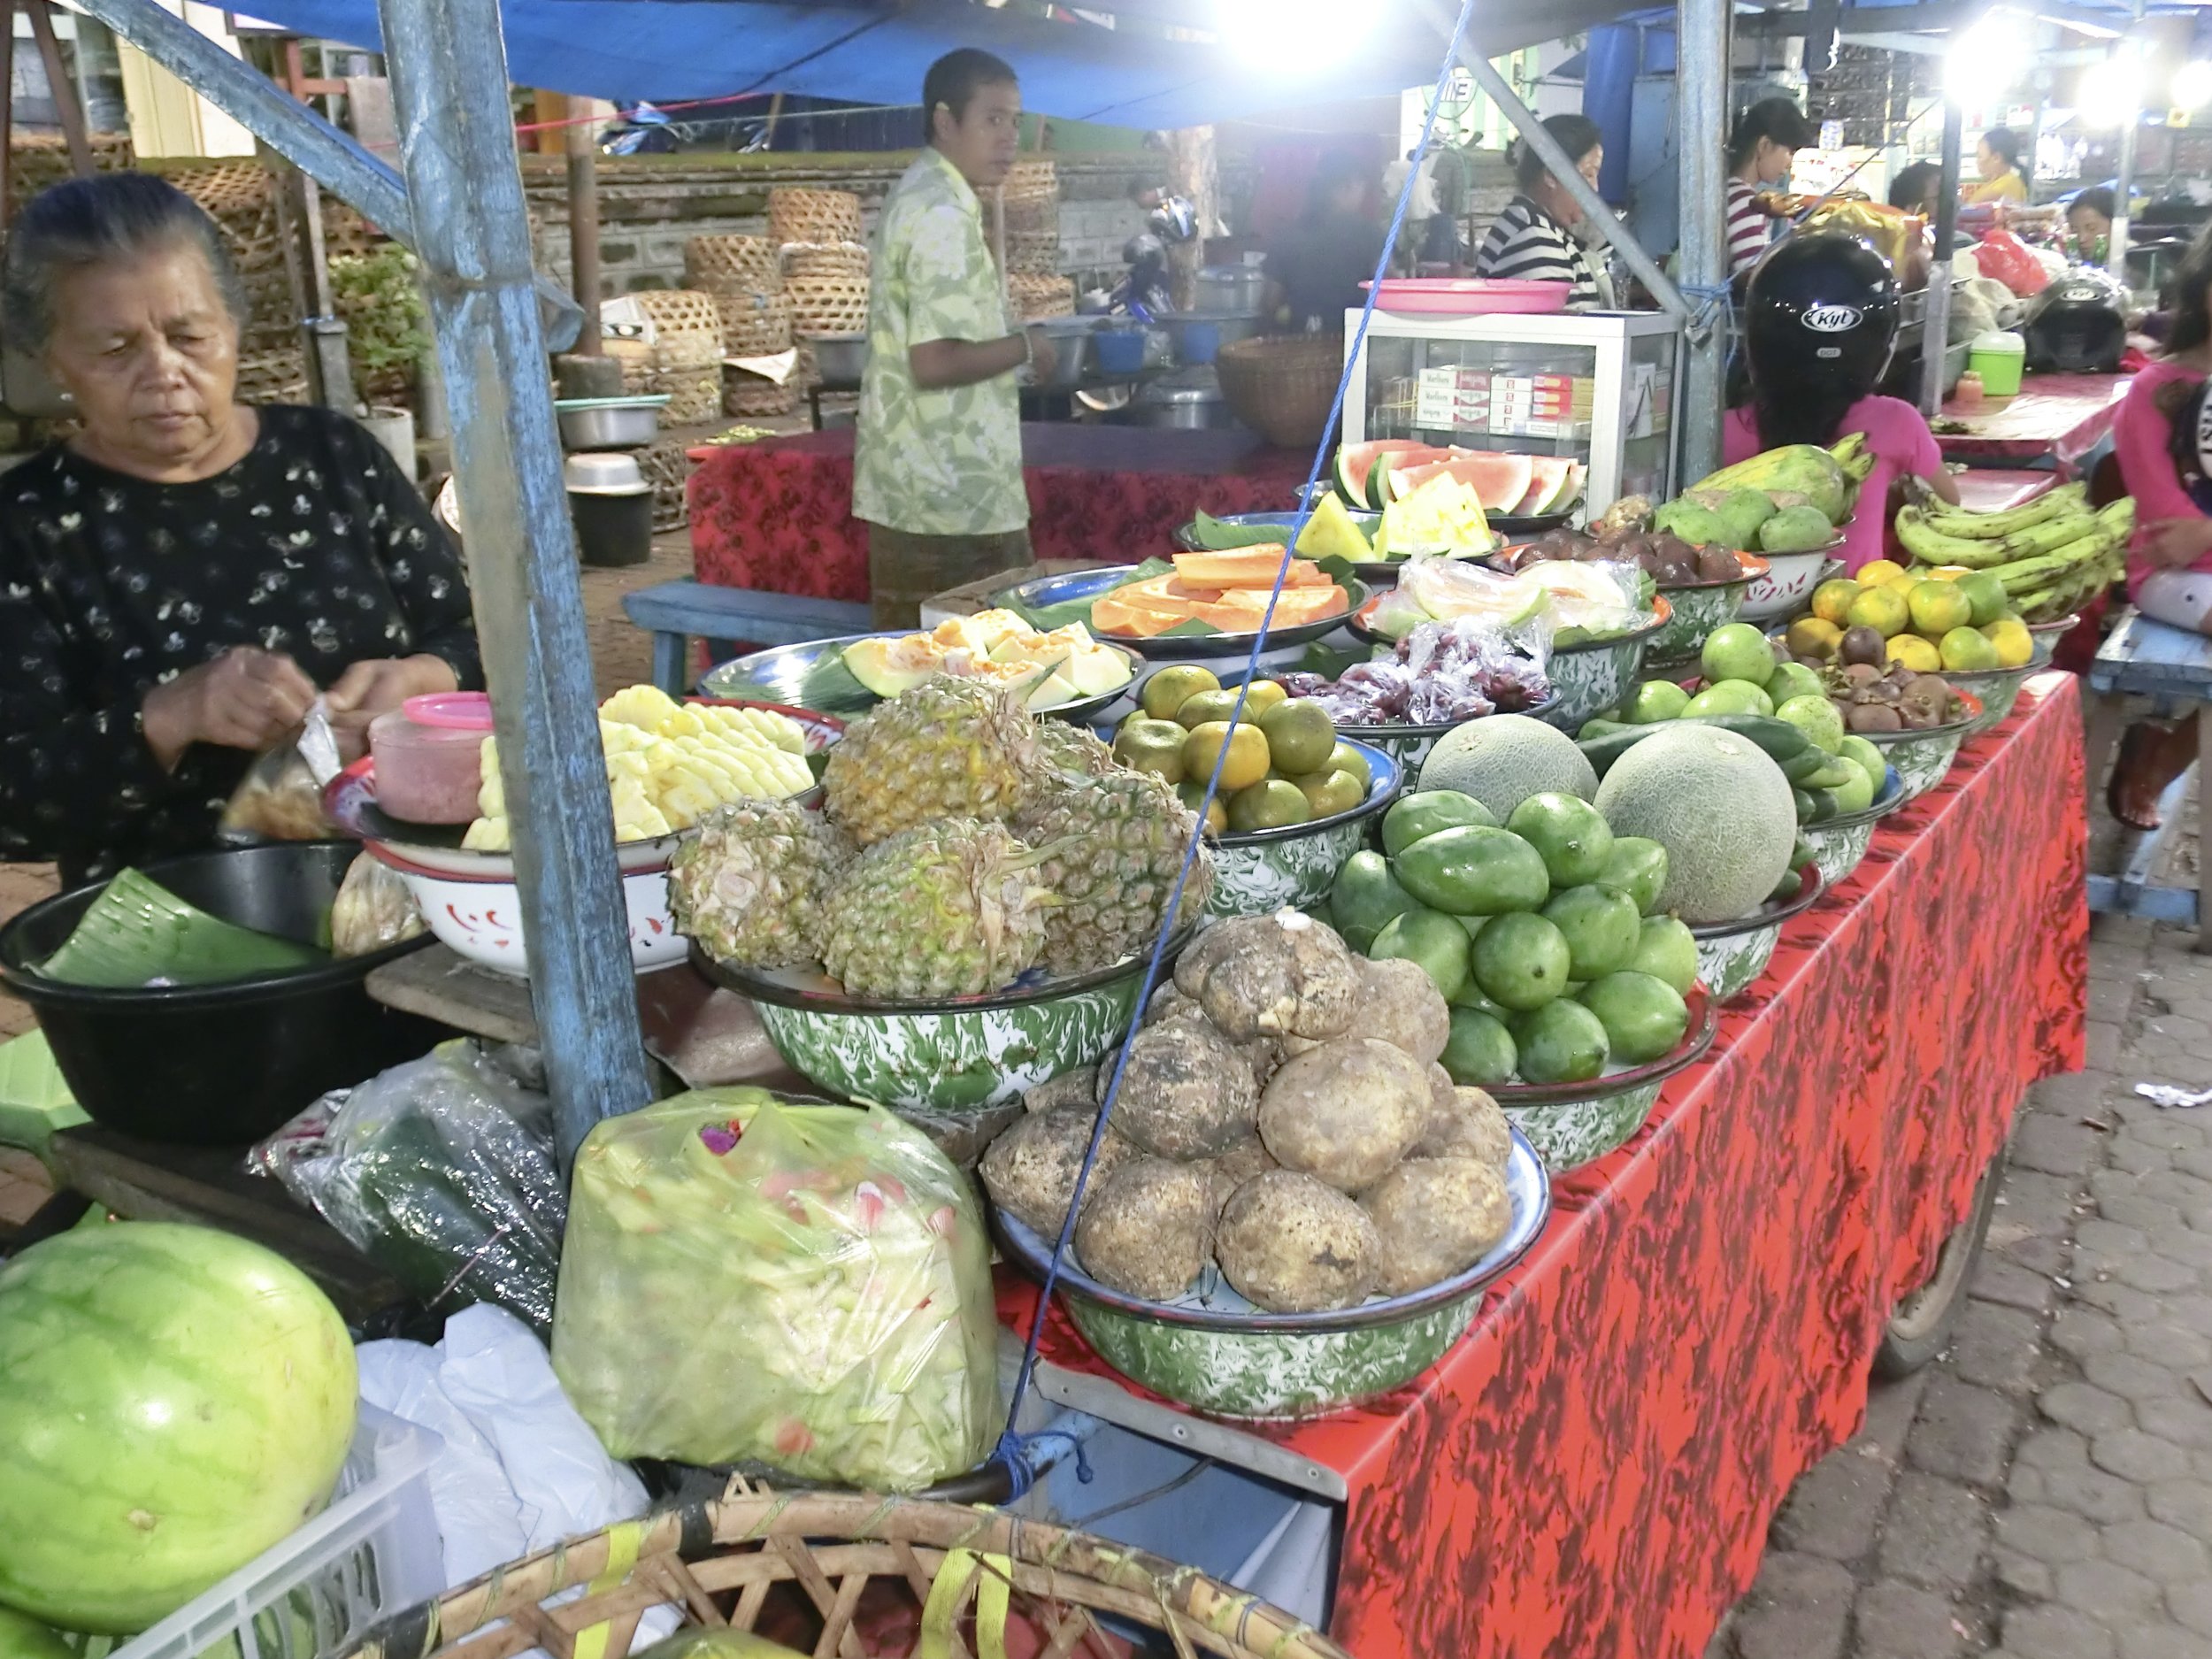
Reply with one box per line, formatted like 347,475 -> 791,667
1008,275 -> 1076,323
236,345 -> 310,405
172,159 -> 271,221
642,364 -> 723,426
1000,197 -> 1060,239
724,367 -> 799,419
768,187 -> 864,247
782,242 -> 870,281
687,234 -> 783,296
1215,334 -> 1345,449
785,273 -> 872,340
717,293 -> 794,357
634,290 -> 726,369
1002,229 -> 1061,279
639,437 -> 694,534
611,337 -> 659,396
1001,160 -> 1057,203
336,1492 -> 1355,1659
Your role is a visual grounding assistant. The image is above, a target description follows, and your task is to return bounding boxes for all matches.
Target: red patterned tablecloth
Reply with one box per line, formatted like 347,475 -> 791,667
1937,371 -> 2128,467
1000,674 -> 2089,1659
687,425 -> 1315,601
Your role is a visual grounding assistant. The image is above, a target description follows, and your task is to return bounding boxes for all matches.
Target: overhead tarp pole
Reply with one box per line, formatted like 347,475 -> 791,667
1417,4 -> 1695,325
374,0 -> 651,1164
1676,0 -> 1729,486
65,0 -> 583,350
1924,100 -> 1962,417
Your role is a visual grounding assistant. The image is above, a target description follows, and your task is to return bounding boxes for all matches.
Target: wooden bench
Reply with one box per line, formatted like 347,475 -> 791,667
2085,606 -> 2212,946
620,580 -> 873,694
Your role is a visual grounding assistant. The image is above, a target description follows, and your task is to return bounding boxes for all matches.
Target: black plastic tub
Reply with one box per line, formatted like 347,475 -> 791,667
0,841 -> 442,1146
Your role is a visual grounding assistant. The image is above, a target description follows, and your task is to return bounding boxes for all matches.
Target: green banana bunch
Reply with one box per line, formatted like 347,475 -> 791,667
1895,502 -> 2101,570
1830,432 -> 1875,484
1980,500 -> 2136,594
1910,480 -> 2089,541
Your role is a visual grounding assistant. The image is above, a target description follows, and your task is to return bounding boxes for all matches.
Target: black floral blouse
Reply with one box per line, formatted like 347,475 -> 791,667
0,403 -> 481,882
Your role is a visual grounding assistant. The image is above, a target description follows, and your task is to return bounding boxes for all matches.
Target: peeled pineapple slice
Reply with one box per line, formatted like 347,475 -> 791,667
462,815 -> 511,852
601,684 -> 681,733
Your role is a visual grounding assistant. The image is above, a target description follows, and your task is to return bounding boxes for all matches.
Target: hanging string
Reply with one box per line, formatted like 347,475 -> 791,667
989,0 -> 1486,1503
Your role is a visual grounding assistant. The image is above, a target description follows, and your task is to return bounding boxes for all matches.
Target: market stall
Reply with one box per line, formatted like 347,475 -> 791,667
1932,369 -> 2130,469
687,425 -> 1314,603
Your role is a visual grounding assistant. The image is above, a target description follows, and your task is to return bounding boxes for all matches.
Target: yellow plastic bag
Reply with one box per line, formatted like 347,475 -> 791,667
552,1090 -> 998,1491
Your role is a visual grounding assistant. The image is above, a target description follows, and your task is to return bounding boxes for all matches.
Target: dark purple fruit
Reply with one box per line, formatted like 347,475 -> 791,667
1696,545 -> 1744,581
1847,703 -> 1903,733
1839,626 -> 1886,667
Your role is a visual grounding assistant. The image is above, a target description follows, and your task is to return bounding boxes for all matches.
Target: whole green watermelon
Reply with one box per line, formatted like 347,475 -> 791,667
0,1222 -> 357,1633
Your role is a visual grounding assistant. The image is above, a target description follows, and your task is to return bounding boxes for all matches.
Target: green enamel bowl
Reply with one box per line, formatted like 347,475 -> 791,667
1804,765 -> 1909,888
996,1127 -> 1550,1421
689,924 -> 1195,1118
1643,555 -> 1771,661
1856,690 -> 1982,803
1936,628 -> 2059,736
1686,862 -> 1826,1004
1208,736 -> 1402,917
1487,986 -> 1719,1172
1326,692 -> 1563,789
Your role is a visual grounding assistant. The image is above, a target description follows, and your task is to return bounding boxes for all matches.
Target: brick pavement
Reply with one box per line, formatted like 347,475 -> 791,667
1712,912 -> 2212,1659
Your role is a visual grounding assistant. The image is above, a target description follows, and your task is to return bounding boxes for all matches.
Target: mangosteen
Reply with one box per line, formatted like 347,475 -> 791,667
1696,546 -> 1745,581
1839,626 -> 1886,667
1847,704 -> 1904,734
1841,662 -> 1883,689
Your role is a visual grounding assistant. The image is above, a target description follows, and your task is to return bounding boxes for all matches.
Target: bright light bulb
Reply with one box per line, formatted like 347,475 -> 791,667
1221,0 -> 1350,68
1947,11 -> 2032,100
2174,59 -> 2212,109
2078,53 -> 2147,127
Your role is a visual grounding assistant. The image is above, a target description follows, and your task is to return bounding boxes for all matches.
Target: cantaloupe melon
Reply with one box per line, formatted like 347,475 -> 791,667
1416,714 -> 1596,823
1592,724 -> 1796,924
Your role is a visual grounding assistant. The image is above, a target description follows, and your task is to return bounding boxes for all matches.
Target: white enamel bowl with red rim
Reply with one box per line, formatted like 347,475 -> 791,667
327,698 -> 842,977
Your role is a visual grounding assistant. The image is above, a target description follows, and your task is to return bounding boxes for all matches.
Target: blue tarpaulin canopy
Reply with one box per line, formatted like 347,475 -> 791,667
229,0 -> 1629,128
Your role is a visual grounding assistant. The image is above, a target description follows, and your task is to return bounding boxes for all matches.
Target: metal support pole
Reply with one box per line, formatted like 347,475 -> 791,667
1676,0 -> 1731,486
374,0 -> 649,1163
565,100 -> 603,353
1923,101 -> 1963,417
1418,1 -> 1696,323
69,0 -> 584,351
2111,111 -> 2139,281
25,0 -> 92,178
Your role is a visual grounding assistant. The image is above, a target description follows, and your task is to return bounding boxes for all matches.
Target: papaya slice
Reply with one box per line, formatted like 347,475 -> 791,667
1170,548 -> 1335,589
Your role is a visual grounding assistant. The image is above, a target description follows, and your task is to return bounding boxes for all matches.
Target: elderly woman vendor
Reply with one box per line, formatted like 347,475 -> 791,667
0,173 -> 480,883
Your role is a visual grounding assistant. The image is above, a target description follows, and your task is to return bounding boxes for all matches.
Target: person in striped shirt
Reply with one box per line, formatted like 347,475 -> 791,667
1725,97 -> 1817,280
1473,113 -> 1605,311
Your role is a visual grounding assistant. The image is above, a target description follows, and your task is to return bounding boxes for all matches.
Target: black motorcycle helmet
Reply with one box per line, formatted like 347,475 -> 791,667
2023,267 -> 2128,373
1742,231 -> 1901,446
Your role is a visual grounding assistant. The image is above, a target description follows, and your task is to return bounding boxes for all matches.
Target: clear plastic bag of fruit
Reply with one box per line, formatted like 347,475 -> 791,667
551,1090 -> 998,1492
256,1041 -> 567,1332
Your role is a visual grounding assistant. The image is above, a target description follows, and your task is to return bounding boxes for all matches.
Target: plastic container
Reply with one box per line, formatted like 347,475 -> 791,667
1094,327 -> 1148,375
0,842 -> 442,1144
110,1404 -> 444,1659
368,694 -> 490,826
1360,278 -> 1572,315
1968,330 -> 2025,398
571,486 -> 654,568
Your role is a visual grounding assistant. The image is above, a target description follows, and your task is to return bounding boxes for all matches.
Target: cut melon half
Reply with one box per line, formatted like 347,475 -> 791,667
1334,440 -> 1435,507
1514,457 -> 1573,516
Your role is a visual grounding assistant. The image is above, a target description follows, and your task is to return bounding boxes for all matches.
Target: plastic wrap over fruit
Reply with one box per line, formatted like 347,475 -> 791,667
551,1091 -> 997,1491
1281,617 -> 1555,726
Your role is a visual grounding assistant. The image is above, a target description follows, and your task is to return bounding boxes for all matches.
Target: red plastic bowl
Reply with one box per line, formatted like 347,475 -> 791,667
1360,278 -> 1572,316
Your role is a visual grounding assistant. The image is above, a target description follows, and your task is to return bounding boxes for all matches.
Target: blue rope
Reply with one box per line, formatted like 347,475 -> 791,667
989,1427 -> 1093,1502
991,0 -> 1485,1492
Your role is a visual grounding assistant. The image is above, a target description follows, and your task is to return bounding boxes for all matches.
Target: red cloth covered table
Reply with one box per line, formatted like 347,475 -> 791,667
687,426 -> 1314,602
1937,371 -> 2129,468
999,675 -> 2089,1659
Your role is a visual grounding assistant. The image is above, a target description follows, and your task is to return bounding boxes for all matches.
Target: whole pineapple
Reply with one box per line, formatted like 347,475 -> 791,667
818,818 -> 1058,998
823,678 -> 1041,846
1033,718 -> 1115,781
1012,770 -> 1213,973
668,801 -> 852,969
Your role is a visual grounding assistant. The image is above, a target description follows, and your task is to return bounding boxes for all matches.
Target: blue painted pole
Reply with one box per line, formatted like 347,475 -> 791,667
370,0 -> 652,1163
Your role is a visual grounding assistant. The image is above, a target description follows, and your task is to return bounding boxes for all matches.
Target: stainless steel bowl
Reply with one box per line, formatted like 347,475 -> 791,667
1028,317 -> 1095,392
1194,265 -> 1267,314
807,332 -> 870,385
553,396 -> 667,450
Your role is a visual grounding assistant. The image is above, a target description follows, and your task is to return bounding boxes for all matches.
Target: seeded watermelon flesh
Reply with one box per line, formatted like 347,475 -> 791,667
1388,453 -> 1536,515
1514,457 -> 1574,516
0,1223 -> 358,1633
1335,440 -> 1444,507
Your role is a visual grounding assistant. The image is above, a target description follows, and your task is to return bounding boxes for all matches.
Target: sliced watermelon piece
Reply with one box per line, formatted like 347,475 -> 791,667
1514,457 -> 1573,516
1391,453 -> 1536,515
1335,440 -> 1437,507
1560,462 -> 1588,511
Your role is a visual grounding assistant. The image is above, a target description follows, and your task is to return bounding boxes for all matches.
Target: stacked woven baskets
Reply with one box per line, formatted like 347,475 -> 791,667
772,187 -> 871,391
623,288 -> 724,426
685,234 -> 797,418
999,160 -> 1074,321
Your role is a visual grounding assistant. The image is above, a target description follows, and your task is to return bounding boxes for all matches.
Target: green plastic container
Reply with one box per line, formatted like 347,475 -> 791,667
1969,331 -> 2025,398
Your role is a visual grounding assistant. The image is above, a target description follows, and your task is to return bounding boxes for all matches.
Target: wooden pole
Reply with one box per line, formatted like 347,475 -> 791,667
1165,126 -> 1214,313
25,0 -> 91,177
1,5 -> 21,224
373,0 -> 649,1162
565,95 -> 602,352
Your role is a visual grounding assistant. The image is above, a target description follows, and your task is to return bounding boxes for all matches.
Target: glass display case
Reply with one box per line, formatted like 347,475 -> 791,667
1340,310 -> 1684,514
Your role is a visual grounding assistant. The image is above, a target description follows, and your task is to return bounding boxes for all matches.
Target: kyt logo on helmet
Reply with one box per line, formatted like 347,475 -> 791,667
1801,303 -> 1863,333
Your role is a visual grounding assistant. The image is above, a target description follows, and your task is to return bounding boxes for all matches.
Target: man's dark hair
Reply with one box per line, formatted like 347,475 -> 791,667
923,49 -> 1018,142
2071,186 -> 2116,222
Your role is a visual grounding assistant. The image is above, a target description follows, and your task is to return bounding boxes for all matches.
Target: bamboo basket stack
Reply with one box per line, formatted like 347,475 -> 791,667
997,160 -> 1071,319
772,187 -> 870,393
684,233 -> 798,418
636,434 -> 694,534
626,289 -> 725,426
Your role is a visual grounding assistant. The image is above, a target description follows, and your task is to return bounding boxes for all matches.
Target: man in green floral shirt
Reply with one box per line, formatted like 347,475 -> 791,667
853,49 -> 1056,627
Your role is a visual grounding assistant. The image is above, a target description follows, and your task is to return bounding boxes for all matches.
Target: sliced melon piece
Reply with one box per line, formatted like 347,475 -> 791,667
1515,457 -> 1573,516
1065,646 -> 1134,697
843,634 -> 950,696
1336,440 -> 1440,507
1022,669 -> 1079,710
1395,453 -> 1535,515
1294,494 -> 1374,560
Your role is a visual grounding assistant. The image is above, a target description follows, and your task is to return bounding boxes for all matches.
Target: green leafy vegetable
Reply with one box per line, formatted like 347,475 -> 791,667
36,869 -> 326,988
1188,511 -> 1294,551
1002,559 -> 1176,632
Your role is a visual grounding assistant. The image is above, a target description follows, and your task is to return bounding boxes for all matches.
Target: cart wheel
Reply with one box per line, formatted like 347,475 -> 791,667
1872,1141 -> 2007,1380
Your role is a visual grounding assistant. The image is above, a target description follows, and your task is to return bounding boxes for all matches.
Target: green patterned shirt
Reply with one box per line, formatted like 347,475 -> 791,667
852,149 -> 1028,537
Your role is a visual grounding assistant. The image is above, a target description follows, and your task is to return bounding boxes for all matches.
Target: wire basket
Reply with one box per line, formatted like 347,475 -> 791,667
1215,334 -> 1346,449
716,292 -> 793,357
723,366 -> 798,418
1009,273 -> 1076,322
785,273 -> 871,339
768,187 -> 863,247
685,234 -> 782,295
334,1491 -> 1354,1659
1002,229 -> 1061,279
782,242 -> 870,281
641,364 -> 722,426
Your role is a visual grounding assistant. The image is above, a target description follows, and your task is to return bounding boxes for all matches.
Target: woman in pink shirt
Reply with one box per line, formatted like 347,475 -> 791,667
1723,232 -> 1958,573
2104,228 -> 2212,824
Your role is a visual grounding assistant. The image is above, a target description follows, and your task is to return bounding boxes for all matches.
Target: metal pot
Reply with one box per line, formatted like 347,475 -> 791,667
1028,318 -> 1094,392
554,395 -> 666,450
1157,310 -> 1264,365
1131,370 -> 1227,430
1194,265 -> 1267,315
807,332 -> 870,386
